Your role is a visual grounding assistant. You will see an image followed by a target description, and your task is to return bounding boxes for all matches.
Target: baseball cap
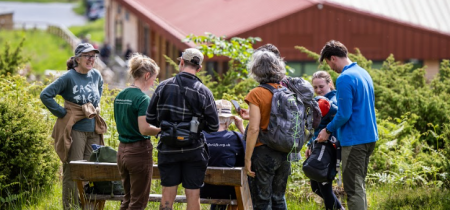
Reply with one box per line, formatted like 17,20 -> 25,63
215,100 -> 234,118
75,43 -> 99,56
177,48 -> 204,65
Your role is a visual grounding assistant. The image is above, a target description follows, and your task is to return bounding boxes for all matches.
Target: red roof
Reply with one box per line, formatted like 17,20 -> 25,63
121,0 -> 316,40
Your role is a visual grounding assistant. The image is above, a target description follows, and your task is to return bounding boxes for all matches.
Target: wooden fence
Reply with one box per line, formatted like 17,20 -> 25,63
46,24 -> 109,74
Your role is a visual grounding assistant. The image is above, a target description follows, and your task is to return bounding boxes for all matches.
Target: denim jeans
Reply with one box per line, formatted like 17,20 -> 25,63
249,145 -> 290,210
117,140 -> 153,210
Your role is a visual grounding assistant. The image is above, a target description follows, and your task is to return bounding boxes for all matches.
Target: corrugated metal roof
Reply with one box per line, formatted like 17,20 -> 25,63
325,0 -> 450,35
122,0 -> 315,38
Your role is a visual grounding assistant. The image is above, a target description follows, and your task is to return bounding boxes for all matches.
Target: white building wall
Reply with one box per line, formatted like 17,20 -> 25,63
122,9 -> 138,55
104,0 -> 137,56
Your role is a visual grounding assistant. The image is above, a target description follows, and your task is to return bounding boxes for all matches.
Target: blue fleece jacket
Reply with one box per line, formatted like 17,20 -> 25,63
326,63 -> 378,146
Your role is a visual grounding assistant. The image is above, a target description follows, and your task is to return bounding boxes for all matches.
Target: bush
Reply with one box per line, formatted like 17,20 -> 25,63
187,36 -> 450,188
0,75 -> 59,206
296,46 -> 450,149
0,38 -> 28,76
184,33 -> 260,99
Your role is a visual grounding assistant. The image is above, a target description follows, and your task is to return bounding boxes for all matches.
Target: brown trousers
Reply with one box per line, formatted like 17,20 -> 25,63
117,140 -> 153,210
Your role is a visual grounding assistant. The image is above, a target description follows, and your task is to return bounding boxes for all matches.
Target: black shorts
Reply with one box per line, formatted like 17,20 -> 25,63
157,147 -> 209,189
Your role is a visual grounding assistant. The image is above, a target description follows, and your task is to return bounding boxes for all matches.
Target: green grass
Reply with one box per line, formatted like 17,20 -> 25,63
3,177 -> 449,209
367,184 -> 450,210
0,0 -> 86,17
69,18 -> 105,45
0,17 -> 105,76
0,30 -> 72,75
72,0 -> 85,16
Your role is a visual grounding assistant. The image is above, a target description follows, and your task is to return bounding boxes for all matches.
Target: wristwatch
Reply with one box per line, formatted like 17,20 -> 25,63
325,128 -> 332,134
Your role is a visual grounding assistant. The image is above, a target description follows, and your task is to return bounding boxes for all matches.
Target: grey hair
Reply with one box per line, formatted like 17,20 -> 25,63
247,50 -> 286,84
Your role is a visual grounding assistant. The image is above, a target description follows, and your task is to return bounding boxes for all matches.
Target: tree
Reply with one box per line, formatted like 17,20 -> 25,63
0,38 -> 28,76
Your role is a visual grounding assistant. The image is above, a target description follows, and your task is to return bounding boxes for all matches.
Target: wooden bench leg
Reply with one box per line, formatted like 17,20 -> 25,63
76,181 -> 105,210
234,176 -> 253,210
76,181 -> 87,209
227,204 -> 239,210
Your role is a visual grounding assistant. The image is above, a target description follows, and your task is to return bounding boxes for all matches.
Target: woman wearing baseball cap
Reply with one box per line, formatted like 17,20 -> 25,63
40,43 -> 105,209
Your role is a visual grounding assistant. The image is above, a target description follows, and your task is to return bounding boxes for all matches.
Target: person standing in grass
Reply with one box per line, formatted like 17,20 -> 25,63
244,50 -> 290,210
114,53 -> 161,210
316,40 -> 378,210
306,70 -> 344,210
40,43 -> 106,210
146,48 -> 219,210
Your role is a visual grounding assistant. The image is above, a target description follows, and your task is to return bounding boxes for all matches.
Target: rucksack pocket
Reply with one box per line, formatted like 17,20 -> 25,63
160,120 -> 193,148
302,141 -> 337,182
302,157 -> 330,183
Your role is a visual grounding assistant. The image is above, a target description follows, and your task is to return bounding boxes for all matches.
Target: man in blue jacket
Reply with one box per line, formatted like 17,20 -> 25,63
316,40 -> 378,210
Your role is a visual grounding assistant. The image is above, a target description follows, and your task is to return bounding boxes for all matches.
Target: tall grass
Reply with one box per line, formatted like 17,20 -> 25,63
0,30 -> 72,75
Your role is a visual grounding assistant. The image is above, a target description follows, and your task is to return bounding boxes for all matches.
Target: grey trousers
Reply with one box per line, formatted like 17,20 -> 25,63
62,130 -> 100,210
341,142 -> 376,210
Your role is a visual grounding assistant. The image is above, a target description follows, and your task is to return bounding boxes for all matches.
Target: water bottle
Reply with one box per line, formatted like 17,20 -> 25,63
190,116 -> 199,133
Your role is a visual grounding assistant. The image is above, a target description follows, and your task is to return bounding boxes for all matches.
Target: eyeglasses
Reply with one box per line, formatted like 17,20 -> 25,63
81,54 -> 98,59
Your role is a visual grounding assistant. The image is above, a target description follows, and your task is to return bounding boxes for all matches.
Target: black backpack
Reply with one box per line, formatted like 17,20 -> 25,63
85,146 -> 125,195
302,137 -> 341,182
258,83 -> 307,154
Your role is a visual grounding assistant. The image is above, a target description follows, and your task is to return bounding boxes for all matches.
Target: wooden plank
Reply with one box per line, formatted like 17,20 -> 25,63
203,167 -> 243,186
85,194 -> 237,205
234,172 -> 253,210
69,161 -> 247,209
70,161 -> 122,181
70,161 -> 242,186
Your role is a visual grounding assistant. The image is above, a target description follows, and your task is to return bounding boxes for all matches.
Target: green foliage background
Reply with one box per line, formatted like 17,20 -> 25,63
186,35 -> 450,189
0,75 -> 59,205
69,18 -> 105,44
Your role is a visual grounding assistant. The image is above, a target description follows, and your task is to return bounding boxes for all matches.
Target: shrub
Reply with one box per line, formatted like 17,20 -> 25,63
184,33 -> 260,99
0,75 -> 59,205
0,38 -> 28,76
296,46 -> 450,150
